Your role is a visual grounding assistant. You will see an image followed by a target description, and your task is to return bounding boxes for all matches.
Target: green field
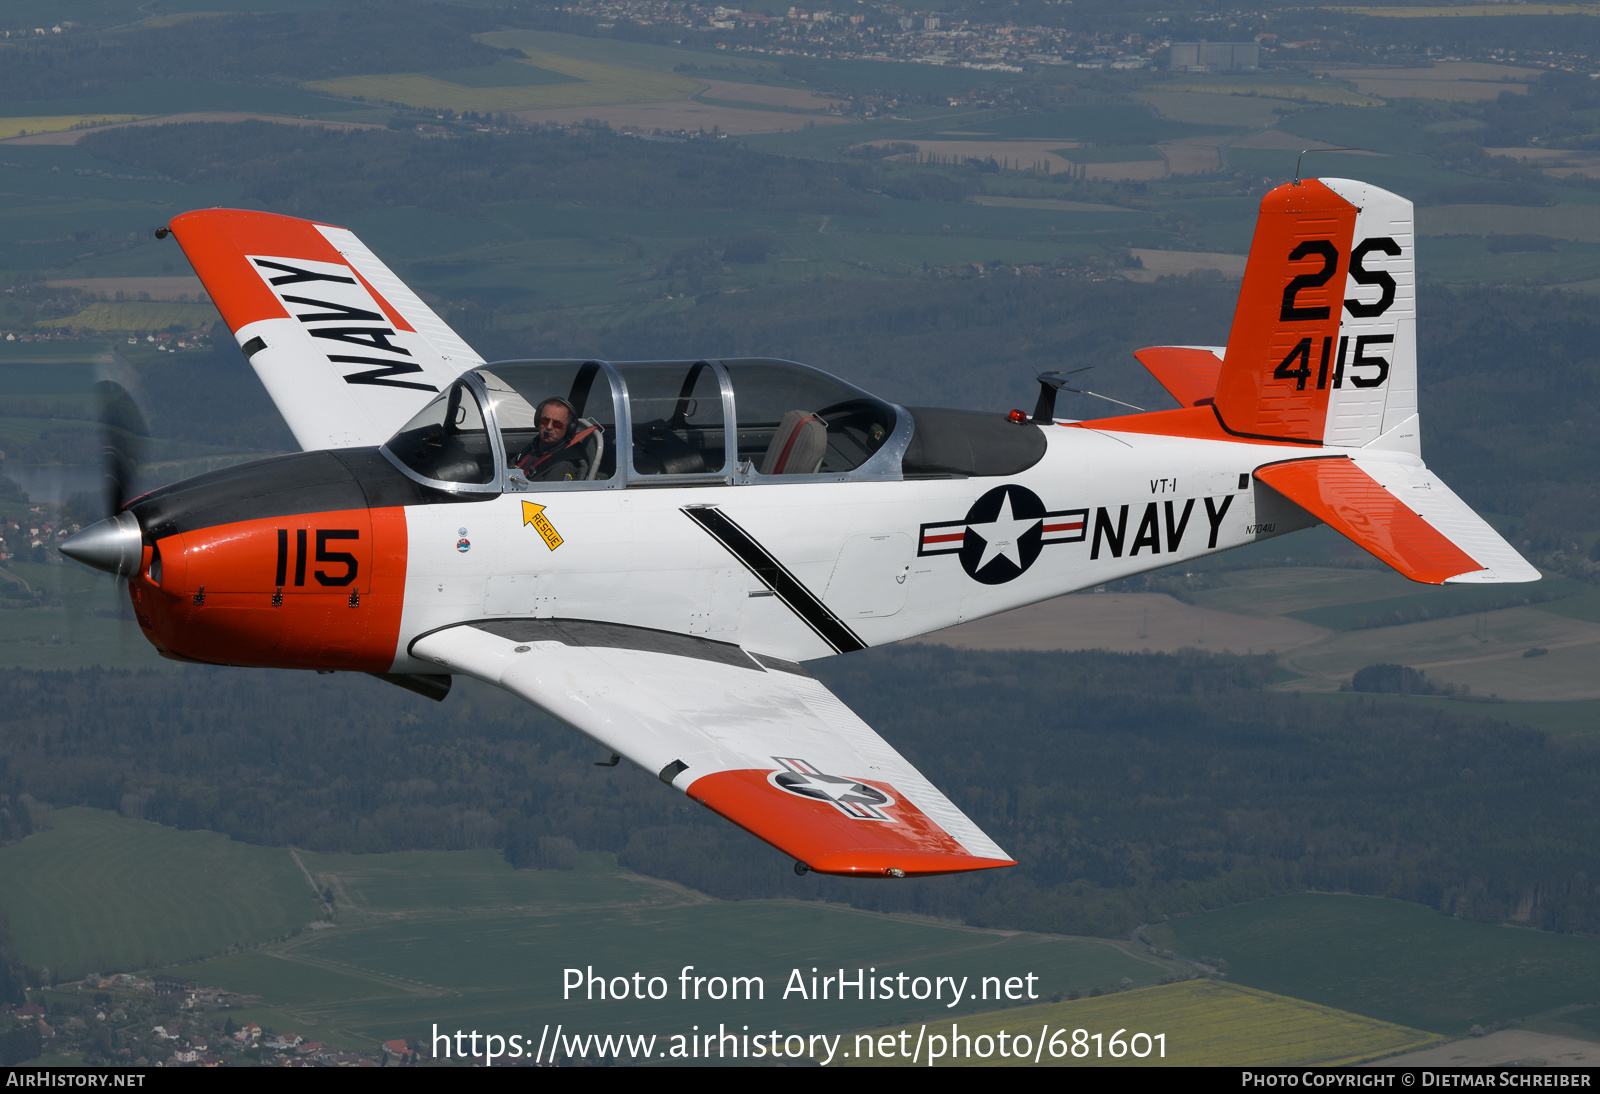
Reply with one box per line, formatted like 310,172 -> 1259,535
0,808 -> 317,978
1286,574 -> 1581,631
1056,146 -> 1165,165
1416,235 -> 1600,286
1175,558 -> 1600,700
1134,91 -> 1295,129
1190,565 -> 1424,617
0,363 -> 99,398
1281,607 -> 1600,700
1146,894 -> 1600,1035
0,79 -> 373,122
1534,583 -> 1600,625
1160,81 -> 1383,108
153,845 -> 1178,1050
845,979 -> 1440,1066
1281,104 -> 1449,157
0,557 -> 183,672
41,302 -> 219,332
306,53 -> 705,113
427,60 -> 581,90
1304,692 -> 1600,737
1421,202 -> 1600,242
941,106 -> 1229,143
474,28 -> 782,77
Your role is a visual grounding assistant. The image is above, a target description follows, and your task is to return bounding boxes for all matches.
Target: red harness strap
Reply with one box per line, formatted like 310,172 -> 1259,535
518,424 -> 599,474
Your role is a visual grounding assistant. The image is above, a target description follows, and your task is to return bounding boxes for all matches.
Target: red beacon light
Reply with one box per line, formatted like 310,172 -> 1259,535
1007,409 -> 1028,424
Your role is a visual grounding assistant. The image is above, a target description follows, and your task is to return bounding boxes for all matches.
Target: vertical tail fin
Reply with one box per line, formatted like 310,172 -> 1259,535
1213,178 -> 1416,448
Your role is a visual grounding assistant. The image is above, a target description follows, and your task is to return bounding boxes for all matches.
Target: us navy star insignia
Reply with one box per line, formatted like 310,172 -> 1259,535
768,757 -> 896,821
917,485 -> 1087,585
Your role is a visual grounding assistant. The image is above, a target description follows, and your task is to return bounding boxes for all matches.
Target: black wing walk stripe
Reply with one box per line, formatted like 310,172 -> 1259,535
683,506 -> 867,654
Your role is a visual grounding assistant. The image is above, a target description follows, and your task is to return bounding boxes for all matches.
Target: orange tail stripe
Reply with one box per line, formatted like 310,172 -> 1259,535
1215,179 -> 1358,444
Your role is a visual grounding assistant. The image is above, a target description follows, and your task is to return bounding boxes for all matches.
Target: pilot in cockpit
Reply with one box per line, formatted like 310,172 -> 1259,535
514,397 -> 592,482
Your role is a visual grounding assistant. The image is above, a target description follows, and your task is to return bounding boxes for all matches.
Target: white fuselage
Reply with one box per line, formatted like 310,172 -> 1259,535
388,425 -> 1332,671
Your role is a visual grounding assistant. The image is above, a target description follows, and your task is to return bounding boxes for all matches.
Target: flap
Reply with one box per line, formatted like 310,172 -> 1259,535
1255,457 -> 1539,584
411,619 -> 1014,878
1134,345 -> 1224,408
166,208 -> 482,451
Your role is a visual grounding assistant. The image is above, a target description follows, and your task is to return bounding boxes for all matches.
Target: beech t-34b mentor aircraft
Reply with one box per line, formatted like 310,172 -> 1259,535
62,177 -> 1536,879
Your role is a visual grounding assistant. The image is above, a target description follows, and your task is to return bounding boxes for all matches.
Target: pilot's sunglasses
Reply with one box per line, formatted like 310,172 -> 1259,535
537,416 -> 567,427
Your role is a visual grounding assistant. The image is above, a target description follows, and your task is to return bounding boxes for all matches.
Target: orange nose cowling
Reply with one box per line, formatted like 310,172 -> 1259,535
129,507 -> 408,670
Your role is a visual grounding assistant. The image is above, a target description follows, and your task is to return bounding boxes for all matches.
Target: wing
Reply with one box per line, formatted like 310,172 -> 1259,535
166,208 -> 482,451
1255,456 -> 1539,584
411,620 -> 1014,878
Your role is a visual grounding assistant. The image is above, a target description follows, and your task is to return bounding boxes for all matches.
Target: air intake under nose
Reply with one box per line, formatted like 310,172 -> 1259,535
59,511 -> 144,577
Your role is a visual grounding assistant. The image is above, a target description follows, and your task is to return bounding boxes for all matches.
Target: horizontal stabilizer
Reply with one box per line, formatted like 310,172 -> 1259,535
1133,345 -> 1224,408
1255,457 -> 1539,584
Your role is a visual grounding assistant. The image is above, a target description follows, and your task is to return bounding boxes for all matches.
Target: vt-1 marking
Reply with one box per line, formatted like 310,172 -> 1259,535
65,178 -> 1537,878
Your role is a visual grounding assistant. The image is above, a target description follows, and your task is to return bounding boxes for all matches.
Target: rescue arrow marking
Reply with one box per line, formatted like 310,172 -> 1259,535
522,501 -> 563,551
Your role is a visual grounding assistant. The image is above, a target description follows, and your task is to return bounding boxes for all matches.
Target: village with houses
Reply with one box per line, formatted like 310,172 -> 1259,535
541,0 -> 1600,76
0,974 -> 428,1066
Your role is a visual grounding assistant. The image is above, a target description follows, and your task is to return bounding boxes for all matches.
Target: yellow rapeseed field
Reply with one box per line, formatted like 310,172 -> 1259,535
840,979 -> 1441,1067
0,115 -> 147,140
305,53 -> 703,113
40,302 -> 219,332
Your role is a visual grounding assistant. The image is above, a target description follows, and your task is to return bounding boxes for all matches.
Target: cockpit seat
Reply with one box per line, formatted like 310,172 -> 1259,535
760,410 -> 827,475
633,420 -> 708,476
571,418 -> 605,481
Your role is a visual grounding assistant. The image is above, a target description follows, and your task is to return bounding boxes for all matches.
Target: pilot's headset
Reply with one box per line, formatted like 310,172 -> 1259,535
536,397 -> 579,442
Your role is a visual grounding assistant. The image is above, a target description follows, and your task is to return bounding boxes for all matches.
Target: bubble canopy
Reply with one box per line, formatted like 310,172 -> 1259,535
380,358 -> 910,494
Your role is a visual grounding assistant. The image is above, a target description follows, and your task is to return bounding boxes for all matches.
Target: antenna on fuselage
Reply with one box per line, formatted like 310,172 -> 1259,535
1293,147 -> 1365,186
1032,368 -> 1145,423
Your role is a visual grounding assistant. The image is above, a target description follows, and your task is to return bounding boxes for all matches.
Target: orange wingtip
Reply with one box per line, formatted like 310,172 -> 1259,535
687,769 -> 1014,878
167,209 -> 346,333
165,209 -> 415,338
1255,458 -> 1483,584
807,849 -> 1017,878
1134,346 -> 1223,409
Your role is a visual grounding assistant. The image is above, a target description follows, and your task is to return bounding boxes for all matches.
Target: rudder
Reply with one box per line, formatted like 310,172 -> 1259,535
1214,178 -> 1416,448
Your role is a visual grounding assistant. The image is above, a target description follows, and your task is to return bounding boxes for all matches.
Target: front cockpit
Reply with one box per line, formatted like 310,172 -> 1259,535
380,358 -> 913,495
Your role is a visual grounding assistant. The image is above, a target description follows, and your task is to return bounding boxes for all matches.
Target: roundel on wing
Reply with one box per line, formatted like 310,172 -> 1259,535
773,770 -> 890,808
959,484 -> 1047,585
768,759 -> 897,820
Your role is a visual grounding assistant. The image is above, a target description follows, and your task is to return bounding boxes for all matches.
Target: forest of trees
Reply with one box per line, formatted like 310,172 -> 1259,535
0,4 -> 509,104
0,650 -> 1596,940
81,123 -> 880,220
